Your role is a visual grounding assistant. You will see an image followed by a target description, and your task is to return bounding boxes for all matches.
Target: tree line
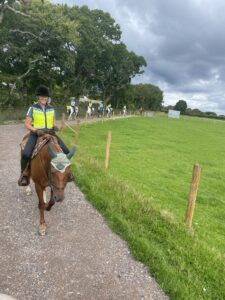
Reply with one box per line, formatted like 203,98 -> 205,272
0,0 -> 163,111
164,99 -> 225,120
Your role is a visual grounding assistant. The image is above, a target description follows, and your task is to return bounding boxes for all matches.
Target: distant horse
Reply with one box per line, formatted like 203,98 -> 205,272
97,107 -> 103,118
74,106 -> 79,118
29,134 -> 76,235
67,105 -> 78,120
122,106 -> 127,116
86,106 -> 94,118
106,106 -> 112,118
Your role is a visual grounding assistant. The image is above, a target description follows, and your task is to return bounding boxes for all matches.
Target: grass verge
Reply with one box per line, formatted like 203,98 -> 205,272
70,153 -> 225,299
61,116 -> 225,299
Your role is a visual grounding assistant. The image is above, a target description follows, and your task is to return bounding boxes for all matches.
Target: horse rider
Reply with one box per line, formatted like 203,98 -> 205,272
70,97 -> 76,113
97,102 -> 104,117
68,97 -> 77,120
106,104 -> 112,118
18,85 -> 74,186
86,102 -> 92,117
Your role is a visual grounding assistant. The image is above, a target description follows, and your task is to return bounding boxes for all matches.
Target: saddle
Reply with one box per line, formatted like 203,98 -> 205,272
20,133 -> 59,159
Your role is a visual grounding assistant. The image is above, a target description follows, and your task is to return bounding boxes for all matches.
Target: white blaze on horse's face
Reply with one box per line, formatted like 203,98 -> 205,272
50,165 -> 69,202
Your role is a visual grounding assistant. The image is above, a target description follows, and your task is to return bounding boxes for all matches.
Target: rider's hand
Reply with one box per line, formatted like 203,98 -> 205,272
36,129 -> 46,136
53,125 -> 59,132
48,130 -> 55,135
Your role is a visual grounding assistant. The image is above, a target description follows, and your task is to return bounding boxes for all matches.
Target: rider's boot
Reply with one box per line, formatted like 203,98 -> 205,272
18,161 -> 30,186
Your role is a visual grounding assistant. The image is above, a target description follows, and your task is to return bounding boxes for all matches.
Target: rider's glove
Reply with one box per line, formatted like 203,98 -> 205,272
36,129 -> 46,136
48,130 -> 55,135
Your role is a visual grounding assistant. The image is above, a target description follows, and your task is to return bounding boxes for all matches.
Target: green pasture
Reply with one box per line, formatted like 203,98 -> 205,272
62,115 -> 225,299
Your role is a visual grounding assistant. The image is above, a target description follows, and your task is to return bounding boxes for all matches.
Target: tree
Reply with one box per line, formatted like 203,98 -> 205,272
133,84 -> 163,111
205,111 -> 217,116
0,0 -> 30,25
174,100 -> 187,114
0,2 -> 147,108
68,6 -> 146,103
110,83 -> 163,110
0,1 -> 78,106
92,43 -> 146,104
66,5 -> 122,98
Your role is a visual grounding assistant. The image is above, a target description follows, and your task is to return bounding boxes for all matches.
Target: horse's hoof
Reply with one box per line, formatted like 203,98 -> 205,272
46,205 -> 51,211
38,224 -> 46,236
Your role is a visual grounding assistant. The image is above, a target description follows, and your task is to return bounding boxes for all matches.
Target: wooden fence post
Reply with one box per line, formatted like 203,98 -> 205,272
105,131 -> 112,169
75,119 -> 80,145
185,164 -> 202,228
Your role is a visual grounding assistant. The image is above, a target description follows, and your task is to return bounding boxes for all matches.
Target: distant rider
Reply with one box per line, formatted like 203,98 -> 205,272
70,98 -> 76,114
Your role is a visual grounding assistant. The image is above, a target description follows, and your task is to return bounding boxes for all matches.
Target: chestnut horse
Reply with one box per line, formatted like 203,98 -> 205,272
30,134 -> 76,235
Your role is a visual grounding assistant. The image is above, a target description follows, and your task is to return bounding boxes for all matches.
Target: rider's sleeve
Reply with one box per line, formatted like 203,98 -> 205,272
26,106 -> 33,118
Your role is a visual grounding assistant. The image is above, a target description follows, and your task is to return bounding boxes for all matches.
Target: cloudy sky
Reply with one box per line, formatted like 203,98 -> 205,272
53,0 -> 225,114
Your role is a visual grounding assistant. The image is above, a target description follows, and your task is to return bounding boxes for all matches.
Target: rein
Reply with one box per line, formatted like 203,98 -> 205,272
38,149 -> 49,185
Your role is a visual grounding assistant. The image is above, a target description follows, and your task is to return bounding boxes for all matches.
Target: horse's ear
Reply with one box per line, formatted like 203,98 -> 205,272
67,147 -> 76,159
48,146 -> 57,159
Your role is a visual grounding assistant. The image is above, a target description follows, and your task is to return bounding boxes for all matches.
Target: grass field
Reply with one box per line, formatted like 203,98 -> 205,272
62,115 -> 225,299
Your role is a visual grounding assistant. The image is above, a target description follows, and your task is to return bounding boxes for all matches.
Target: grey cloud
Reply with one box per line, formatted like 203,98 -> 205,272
53,0 -> 225,114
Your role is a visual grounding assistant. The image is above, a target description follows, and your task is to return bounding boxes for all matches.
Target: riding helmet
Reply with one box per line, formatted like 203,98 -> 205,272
35,85 -> 50,97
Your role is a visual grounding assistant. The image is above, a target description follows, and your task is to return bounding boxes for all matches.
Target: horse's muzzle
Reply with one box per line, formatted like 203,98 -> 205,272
52,189 -> 65,202
53,194 -> 65,202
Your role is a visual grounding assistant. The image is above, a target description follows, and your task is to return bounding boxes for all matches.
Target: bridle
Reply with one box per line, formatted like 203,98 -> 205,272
38,140 -> 68,192
48,167 -> 67,192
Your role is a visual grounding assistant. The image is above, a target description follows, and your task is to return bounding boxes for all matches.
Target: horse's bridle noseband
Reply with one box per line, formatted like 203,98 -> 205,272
48,168 -> 67,192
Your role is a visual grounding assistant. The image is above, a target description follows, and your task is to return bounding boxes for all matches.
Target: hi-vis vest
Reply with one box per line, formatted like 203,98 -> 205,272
30,104 -> 54,129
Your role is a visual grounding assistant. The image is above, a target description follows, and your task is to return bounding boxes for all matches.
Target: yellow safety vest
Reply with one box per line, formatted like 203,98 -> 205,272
31,104 -> 54,129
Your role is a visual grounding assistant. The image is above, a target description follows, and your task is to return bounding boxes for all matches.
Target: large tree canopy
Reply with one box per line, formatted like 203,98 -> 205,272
0,1 -> 149,108
67,5 -> 146,103
0,0 -> 78,106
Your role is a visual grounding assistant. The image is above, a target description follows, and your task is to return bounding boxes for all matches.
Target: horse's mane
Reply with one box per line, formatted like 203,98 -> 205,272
30,134 -> 62,159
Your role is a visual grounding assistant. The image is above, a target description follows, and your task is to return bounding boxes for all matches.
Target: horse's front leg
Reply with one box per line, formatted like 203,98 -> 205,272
68,110 -> 72,120
46,189 -> 55,211
35,183 -> 46,236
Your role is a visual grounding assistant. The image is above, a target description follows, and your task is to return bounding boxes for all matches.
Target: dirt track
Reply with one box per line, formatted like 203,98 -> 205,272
0,122 -> 168,300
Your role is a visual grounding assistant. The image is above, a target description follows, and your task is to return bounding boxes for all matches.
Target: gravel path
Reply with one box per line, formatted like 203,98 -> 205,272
0,123 -> 168,300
